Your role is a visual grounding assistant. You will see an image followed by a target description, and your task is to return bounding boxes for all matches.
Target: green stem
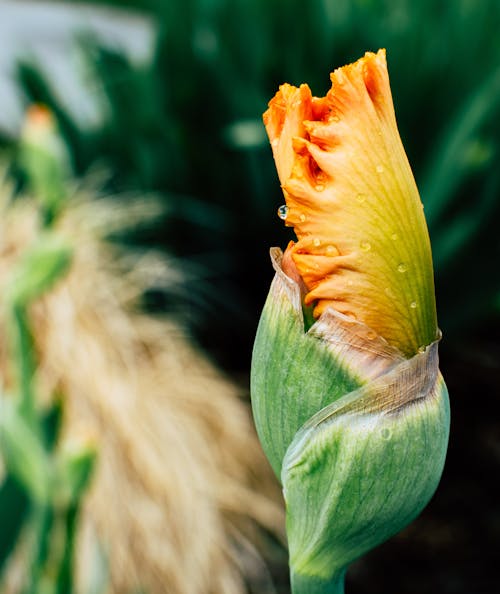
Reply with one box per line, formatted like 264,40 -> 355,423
11,304 -> 37,428
291,570 -> 346,594
24,503 -> 53,594
55,504 -> 78,594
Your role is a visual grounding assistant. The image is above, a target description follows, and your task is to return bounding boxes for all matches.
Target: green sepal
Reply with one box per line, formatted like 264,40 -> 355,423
251,249 -> 361,478
282,347 -> 450,584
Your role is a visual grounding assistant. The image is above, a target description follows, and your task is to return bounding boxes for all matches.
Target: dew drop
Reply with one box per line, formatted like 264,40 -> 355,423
376,164 -> 384,173
418,345 -> 426,354
410,301 -> 418,309
360,241 -> 371,252
299,213 -> 307,222
326,245 -> 336,256
277,204 -> 289,220
313,237 -> 321,247
397,263 -> 408,273
384,287 -> 395,298
331,115 -> 340,122
366,330 -> 377,340
356,193 -> 366,204
271,138 -> 279,147
315,183 -> 325,192
391,233 -> 398,241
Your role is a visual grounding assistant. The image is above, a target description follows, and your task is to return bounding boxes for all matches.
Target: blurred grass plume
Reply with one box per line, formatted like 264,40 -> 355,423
0,109 -> 284,593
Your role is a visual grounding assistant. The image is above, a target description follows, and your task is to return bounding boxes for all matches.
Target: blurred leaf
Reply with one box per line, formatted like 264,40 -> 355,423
57,443 -> 96,505
42,399 -> 64,451
0,474 -> 29,571
7,234 -> 72,306
432,167 -> 500,269
421,66 -> 500,227
0,397 -> 51,505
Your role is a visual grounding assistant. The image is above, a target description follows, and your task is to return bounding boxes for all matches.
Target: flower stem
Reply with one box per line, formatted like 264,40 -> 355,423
291,570 -> 346,594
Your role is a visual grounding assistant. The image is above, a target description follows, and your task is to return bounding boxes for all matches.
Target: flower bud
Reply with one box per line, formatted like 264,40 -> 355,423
252,249 -> 449,591
251,50 -> 450,593
20,104 -> 72,224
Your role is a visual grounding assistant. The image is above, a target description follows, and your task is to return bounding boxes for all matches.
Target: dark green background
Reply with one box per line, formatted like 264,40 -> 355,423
1,1 -> 499,592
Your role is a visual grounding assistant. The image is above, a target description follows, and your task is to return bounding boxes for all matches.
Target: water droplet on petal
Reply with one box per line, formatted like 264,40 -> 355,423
418,345 -> 426,354
397,263 -> 407,273
410,301 -> 418,309
384,287 -> 395,298
299,213 -> 307,222
356,193 -> 366,204
315,183 -> 325,192
391,233 -> 398,241
277,204 -> 288,220
376,164 -> 384,173
271,138 -> 279,147
313,237 -> 321,247
360,241 -> 371,252
366,330 -> 377,340
326,245 -> 336,255
331,115 -> 340,122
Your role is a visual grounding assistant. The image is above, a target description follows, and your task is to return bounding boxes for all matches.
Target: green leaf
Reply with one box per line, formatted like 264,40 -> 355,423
421,66 -> 500,227
7,234 -> 72,306
0,475 -> 29,571
57,444 -> 97,505
0,397 -> 51,505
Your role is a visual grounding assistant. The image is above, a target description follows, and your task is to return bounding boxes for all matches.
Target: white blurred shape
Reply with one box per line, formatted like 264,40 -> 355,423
0,0 -> 156,136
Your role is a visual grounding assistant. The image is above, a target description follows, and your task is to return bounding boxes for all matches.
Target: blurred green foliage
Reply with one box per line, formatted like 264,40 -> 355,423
6,0 -> 500,366
0,2 -> 498,591
0,115 -> 96,594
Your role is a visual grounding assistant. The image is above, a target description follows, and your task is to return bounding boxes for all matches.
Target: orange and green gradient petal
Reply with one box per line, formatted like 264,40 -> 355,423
264,49 -> 437,357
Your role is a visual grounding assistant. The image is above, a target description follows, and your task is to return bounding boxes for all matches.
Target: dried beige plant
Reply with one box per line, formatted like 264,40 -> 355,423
0,175 -> 284,594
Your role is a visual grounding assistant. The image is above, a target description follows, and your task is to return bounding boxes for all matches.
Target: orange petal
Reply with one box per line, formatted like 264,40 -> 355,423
264,50 -> 437,357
